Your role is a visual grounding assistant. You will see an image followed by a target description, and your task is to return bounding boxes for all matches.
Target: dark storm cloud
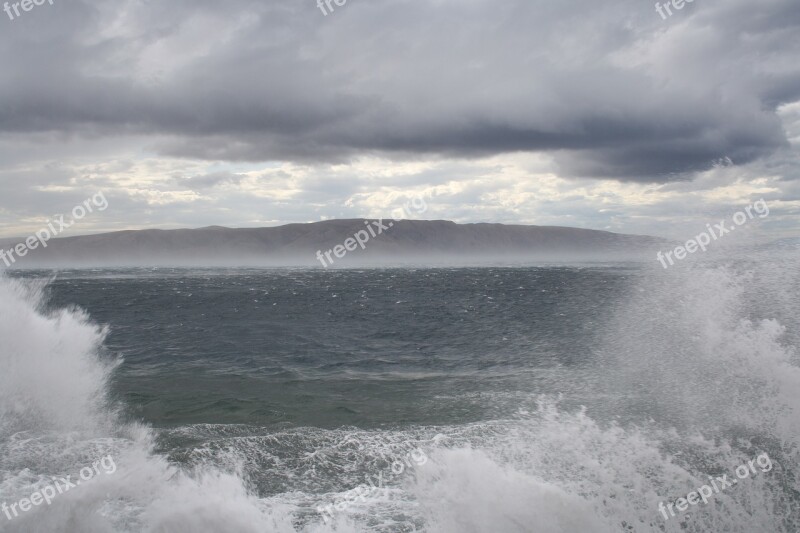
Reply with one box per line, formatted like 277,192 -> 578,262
0,0 -> 798,181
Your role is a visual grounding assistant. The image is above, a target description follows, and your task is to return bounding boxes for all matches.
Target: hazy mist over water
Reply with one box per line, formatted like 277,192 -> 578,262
0,220 -> 666,269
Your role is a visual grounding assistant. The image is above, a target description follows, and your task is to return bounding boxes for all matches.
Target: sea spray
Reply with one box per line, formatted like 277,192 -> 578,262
0,275 -> 288,533
0,255 -> 797,532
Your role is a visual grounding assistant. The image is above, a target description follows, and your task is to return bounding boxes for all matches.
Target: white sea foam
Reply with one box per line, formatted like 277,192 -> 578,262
0,253 -> 797,532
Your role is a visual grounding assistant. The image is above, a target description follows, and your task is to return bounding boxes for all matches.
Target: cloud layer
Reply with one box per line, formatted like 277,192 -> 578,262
0,0 -> 798,238
1,0 -> 799,178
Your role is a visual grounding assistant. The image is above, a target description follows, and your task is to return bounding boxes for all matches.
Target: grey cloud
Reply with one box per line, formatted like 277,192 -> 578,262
0,0 -> 798,181
178,172 -> 245,190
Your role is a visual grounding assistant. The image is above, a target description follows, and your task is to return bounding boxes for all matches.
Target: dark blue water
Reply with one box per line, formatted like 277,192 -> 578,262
38,267 -> 634,429
1,259 -> 798,532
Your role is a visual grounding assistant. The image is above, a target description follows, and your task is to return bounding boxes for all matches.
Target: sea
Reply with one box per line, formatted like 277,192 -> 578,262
0,252 -> 798,532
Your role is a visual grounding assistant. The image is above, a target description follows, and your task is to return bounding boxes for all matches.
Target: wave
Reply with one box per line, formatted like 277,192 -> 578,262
0,253 -> 798,532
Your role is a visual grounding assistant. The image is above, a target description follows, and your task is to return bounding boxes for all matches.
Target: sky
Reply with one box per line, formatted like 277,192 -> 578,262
0,0 -> 798,241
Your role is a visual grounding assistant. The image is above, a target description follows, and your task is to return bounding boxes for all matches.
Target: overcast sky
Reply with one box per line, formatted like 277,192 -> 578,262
0,0 -> 798,240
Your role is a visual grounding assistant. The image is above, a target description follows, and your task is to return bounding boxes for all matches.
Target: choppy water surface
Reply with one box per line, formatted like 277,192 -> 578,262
1,256 -> 798,532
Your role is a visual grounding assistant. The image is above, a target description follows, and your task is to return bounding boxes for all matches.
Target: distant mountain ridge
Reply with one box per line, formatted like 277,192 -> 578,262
0,219 -> 667,267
